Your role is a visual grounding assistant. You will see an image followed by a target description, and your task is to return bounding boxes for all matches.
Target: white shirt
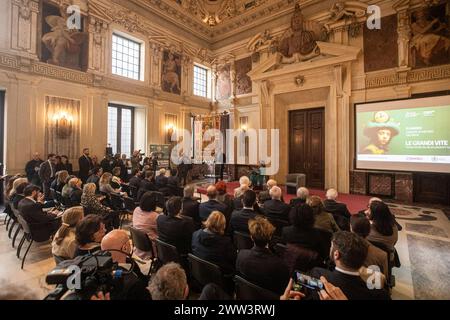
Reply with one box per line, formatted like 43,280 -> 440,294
335,266 -> 360,276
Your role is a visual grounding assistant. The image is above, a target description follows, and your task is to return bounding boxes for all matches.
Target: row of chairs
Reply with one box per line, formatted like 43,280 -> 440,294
3,200 -> 56,269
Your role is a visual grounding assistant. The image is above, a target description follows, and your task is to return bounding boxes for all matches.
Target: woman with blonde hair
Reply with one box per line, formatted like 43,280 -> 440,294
52,206 -> 84,262
191,211 -> 236,274
99,172 -> 122,195
9,177 -> 28,199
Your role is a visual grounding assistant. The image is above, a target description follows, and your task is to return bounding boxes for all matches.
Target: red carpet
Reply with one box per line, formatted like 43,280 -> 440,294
196,181 -> 371,214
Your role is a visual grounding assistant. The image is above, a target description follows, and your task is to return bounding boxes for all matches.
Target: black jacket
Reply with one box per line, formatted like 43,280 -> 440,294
281,226 -> 329,260
289,198 -> 307,208
309,268 -> 391,300
323,199 -> 351,231
236,246 -> 290,295
69,188 -> 82,205
18,198 -> 61,241
192,229 -> 236,274
156,215 -> 195,255
78,155 -> 93,181
263,199 -> 290,221
199,200 -> 228,221
230,208 -> 257,234
129,176 -> 142,190
25,159 -> 43,183
155,175 -> 168,188
182,197 -> 200,224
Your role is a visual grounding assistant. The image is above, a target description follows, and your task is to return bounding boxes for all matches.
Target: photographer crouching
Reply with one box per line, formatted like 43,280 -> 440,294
45,230 -> 150,300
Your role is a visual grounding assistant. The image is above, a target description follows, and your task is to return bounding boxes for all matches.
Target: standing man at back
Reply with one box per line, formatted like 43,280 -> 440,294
25,152 -> 43,186
78,148 -> 93,183
39,154 -> 56,198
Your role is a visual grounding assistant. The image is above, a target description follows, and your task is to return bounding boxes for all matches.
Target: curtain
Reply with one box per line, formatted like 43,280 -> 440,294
45,96 -> 81,161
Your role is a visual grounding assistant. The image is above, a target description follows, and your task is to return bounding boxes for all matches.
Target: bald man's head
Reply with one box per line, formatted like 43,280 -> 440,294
207,185 -> 218,199
101,230 -> 131,263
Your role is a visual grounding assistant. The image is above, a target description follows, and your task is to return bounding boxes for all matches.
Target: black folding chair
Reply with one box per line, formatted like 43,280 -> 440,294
11,207 -> 23,248
233,231 -> 253,251
155,238 -> 182,264
16,216 -> 56,269
188,254 -> 225,289
129,227 -> 158,276
234,275 -> 279,300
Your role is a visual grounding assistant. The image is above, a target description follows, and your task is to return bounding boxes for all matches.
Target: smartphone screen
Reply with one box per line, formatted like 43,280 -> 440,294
293,271 -> 324,292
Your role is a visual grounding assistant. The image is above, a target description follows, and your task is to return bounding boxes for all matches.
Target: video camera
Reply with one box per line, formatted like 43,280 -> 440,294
44,251 -> 124,300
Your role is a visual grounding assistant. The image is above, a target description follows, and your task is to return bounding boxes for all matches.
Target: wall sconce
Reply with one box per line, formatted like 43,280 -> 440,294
165,123 -> 176,143
53,112 -> 73,139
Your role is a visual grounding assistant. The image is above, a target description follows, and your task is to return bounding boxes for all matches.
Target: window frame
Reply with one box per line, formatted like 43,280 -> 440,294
193,63 -> 211,99
111,32 -> 145,81
108,103 -> 135,157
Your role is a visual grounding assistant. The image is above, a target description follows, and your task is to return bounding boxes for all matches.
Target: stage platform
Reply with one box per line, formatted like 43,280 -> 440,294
195,181 -> 372,214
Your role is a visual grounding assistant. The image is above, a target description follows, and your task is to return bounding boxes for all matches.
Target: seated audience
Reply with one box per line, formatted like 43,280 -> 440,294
360,197 -> 403,231
81,183 -> 119,229
234,176 -> 251,198
263,186 -> 290,222
367,201 -> 398,250
157,197 -> 195,255
51,170 -> 69,193
148,262 -> 189,300
52,207 -> 84,261
236,216 -> 290,295
18,185 -> 61,238
232,184 -> 250,210
111,167 -> 123,189
310,231 -> 390,300
323,188 -> 351,231
100,230 -> 151,300
282,204 -> 329,260
99,172 -> 121,195
289,187 -> 309,208
61,176 -> 76,198
192,211 -> 236,274
155,168 -> 168,188
75,215 -> 106,256
216,181 -> 234,228
199,185 -> 227,222
350,216 -> 388,275
138,170 -> 157,200
132,191 -> 161,259
167,169 -> 180,190
11,181 -> 29,209
69,178 -> 83,205
230,190 -> 258,234
128,169 -> 142,190
86,167 -> 103,190
9,177 -> 28,200
181,185 -> 201,226
307,195 -> 340,234
258,179 -> 278,204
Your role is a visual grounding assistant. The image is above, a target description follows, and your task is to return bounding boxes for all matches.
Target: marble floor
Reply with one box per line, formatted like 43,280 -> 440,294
0,200 -> 449,300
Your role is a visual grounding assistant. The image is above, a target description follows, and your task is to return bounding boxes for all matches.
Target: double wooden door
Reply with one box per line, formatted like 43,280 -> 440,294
289,108 -> 325,189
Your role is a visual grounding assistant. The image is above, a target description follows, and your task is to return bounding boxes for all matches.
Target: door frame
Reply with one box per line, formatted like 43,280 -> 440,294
288,107 -> 325,189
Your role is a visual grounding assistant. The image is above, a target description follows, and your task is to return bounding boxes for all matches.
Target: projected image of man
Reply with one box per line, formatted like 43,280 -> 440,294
362,111 -> 400,155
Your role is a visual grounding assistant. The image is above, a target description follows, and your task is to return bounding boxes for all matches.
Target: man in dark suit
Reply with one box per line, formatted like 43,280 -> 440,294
18,185 -> 61,240
38,154 -> 56,199
78,148 -> 93,183
262,186 -> 290,222
289,187 -> 309,208
309,231 -> 390,300
181,185 -> 201,227
199,185 -> 228,221
156,197 -> 195,256
128,169 -> 142,190
323,188 -> 351,231
137,171 -> 157,201
230,190 -> 258,234
155,168 -> 168,188
236,216 -> 290,295
25,152 -> 43,186
86,167 -> 103,190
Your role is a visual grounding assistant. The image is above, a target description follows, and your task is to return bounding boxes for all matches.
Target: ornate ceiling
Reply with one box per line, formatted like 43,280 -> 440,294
124,0 -> 320,43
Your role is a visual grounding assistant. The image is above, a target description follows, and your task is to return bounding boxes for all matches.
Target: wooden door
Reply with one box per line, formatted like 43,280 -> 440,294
289,108 -> 325,189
